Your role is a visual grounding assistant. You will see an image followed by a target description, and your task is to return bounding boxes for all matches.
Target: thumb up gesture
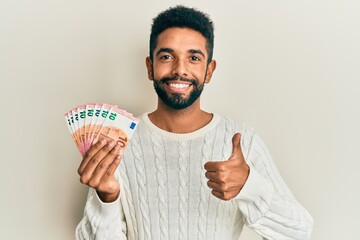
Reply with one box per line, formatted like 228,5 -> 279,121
204,133 -> 250,201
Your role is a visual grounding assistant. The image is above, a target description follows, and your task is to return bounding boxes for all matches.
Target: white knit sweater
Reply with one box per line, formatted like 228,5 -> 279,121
76,113 -> 313,240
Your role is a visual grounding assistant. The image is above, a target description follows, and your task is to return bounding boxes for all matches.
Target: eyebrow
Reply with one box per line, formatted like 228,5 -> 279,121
155,48 -> 173,56
189,49 -> 206,58
155,48 -> 206,58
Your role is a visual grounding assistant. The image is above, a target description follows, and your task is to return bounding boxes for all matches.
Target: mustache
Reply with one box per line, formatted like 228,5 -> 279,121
159,76 -> 196,84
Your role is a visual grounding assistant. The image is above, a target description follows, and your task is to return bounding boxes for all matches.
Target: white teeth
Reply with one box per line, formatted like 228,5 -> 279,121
169,83 -> 189,89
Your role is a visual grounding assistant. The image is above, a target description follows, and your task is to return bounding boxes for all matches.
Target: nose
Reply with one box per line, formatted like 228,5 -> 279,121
171,59 -> 188,77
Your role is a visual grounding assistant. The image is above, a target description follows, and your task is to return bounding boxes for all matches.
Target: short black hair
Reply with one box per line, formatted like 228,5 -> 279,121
149,5 -> 214,63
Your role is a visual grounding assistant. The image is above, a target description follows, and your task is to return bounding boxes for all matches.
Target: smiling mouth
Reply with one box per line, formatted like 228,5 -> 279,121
167,82 -> 191,91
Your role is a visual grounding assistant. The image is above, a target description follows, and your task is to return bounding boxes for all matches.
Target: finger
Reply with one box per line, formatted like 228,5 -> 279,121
211,189 -> 239,201
204,161 -> 226,172
78,138 -> 107,175
207,180 -> 222,192
106,151 -> 123,176
88,144 -> 122,187
80,141 -> 116,184
211,189 -> 224,200
207,179 -> 240,192
97,154 -> 122,198
205,171 -> 224,183
229,133 -> 244,160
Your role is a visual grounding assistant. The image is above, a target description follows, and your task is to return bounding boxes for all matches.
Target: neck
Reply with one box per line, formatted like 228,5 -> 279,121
148,99 -> 213,133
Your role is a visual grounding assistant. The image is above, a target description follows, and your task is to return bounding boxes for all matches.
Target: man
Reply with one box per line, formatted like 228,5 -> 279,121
76,5 -> 313,240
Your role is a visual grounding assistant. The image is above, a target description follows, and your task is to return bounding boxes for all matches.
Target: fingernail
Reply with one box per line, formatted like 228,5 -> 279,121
114,143 -> 120,150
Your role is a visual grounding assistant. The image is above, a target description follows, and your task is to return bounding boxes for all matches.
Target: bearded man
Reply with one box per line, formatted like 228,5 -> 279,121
76,5 -> 313,240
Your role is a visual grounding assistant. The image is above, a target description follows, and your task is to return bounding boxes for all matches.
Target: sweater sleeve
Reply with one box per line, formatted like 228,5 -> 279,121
75,185 -> 127,239
235,132 -> 314,240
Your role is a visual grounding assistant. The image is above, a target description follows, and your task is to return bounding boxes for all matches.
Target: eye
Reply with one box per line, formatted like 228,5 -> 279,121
190,56 -> 201,61
160,55 -> 172,60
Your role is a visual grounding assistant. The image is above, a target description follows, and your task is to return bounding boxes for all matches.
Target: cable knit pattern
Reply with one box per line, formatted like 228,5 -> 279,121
177,141 -> 189,240
222,118 -> 233,158
241,124 -> 254,160
197,131 -> 213,239
151,132 -> 168,240
221,118 -> 233,236
212,198 -> 222,239
119,161 -> 138,239
75,113 -> 313,240
131,130 -> 151,239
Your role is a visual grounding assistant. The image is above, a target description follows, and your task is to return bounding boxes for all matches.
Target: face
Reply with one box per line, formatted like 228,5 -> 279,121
146,27 -> 216,110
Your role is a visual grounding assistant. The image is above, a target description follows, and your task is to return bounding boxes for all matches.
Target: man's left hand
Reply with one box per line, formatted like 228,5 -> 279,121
204,133 -> 250,201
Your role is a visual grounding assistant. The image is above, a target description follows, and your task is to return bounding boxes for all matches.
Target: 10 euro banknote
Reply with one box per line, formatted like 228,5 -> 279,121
64,103 -> 139,156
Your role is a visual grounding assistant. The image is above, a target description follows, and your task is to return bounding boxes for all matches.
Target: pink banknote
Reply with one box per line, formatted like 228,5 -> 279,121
64,103 -> 139,157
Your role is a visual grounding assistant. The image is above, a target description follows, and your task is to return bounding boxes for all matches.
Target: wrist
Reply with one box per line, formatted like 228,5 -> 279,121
97,190 -> 120,203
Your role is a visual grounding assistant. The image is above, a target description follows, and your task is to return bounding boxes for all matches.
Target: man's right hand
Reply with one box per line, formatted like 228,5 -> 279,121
78,138 -> 122,203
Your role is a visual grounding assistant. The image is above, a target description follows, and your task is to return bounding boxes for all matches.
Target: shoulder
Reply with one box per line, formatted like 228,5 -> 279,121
214,114 -> 259,156
215,114 -> 255,138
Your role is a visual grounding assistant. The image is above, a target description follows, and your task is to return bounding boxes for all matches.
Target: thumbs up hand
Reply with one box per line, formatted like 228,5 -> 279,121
204,133 -> 250,201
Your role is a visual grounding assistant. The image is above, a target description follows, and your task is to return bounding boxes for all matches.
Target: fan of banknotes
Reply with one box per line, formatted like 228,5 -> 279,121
64,103 -> 139,157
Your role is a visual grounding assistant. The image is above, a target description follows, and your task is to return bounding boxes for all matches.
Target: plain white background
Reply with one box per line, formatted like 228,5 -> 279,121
1,0 -> 359,239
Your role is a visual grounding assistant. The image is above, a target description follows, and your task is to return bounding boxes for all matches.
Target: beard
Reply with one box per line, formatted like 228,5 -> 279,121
153,75 -> 205,110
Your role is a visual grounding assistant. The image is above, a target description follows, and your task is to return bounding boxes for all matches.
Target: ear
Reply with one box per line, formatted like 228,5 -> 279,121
205,59 -> 217,84
145,57 -> 153,80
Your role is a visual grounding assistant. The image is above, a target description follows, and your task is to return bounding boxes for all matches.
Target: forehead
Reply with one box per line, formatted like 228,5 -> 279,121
155,27 -> 207,55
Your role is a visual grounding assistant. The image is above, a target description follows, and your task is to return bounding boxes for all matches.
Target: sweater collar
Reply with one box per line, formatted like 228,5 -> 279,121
140,112 -> 220,141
